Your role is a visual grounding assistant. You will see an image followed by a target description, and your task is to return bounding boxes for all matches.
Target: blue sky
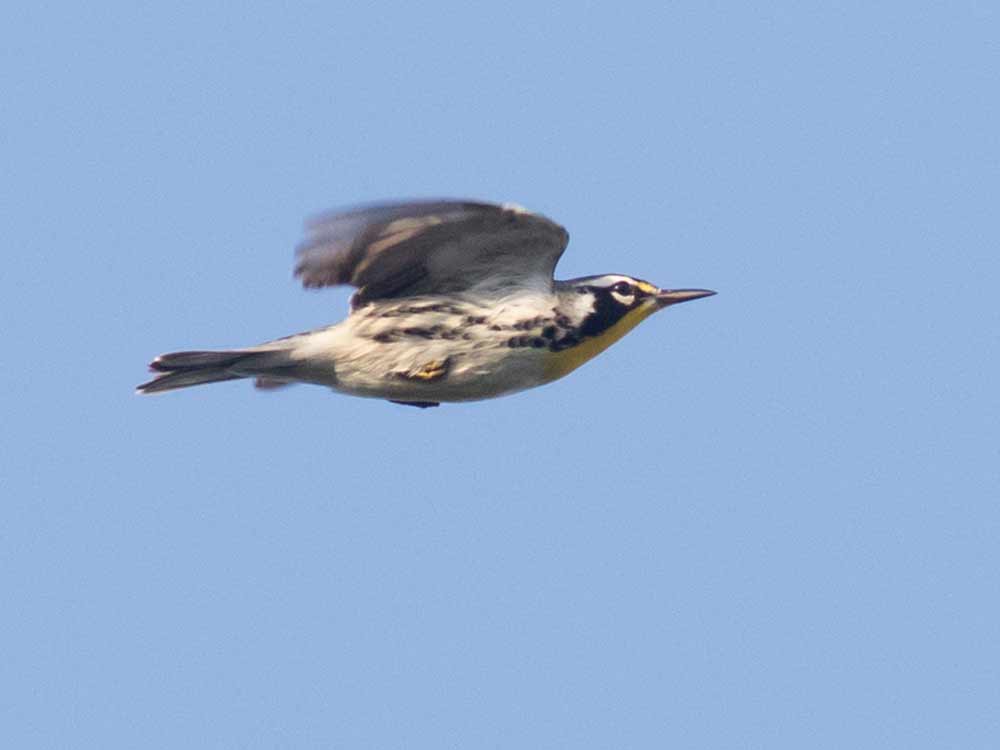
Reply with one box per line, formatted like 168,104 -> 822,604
4,2 -> 998,747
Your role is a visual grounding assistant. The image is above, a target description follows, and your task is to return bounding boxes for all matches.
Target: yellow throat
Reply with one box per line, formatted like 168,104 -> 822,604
541,301 -> 659,382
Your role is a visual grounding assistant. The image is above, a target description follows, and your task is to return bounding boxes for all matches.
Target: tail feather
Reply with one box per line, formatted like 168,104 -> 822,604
137,348 -> 298,394
137,369 -> 244,394
149,350 -> 250,372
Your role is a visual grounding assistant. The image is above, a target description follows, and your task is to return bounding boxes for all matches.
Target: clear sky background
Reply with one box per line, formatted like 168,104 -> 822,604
3,3 -> 998,748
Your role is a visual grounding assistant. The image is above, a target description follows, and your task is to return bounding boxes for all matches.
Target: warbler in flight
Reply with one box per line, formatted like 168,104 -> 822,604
138,200 -> 715,408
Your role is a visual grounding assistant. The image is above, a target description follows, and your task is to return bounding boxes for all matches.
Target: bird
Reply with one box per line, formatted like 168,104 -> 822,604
137,200 -> 715,408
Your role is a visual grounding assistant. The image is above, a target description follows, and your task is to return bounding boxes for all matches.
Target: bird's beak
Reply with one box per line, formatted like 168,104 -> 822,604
655,288 -> 717,308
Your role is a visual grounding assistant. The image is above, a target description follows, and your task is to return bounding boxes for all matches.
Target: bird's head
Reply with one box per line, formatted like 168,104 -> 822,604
557,274 -> 716,338
539,274 -> 715,382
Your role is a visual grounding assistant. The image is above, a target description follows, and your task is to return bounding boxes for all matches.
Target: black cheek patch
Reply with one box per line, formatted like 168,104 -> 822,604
578,289 -> 631,338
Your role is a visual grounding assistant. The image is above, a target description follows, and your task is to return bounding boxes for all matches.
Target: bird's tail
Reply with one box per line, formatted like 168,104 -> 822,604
136,348 -> 297,394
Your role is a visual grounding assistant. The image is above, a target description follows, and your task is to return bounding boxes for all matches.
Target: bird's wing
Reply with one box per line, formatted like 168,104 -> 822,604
294,200 -> 569,306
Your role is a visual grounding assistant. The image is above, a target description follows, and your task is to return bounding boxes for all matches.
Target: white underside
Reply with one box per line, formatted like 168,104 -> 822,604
263,289 -> 561,402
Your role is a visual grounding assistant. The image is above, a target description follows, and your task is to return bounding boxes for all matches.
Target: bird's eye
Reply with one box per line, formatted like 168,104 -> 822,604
612,281 -> 633,295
